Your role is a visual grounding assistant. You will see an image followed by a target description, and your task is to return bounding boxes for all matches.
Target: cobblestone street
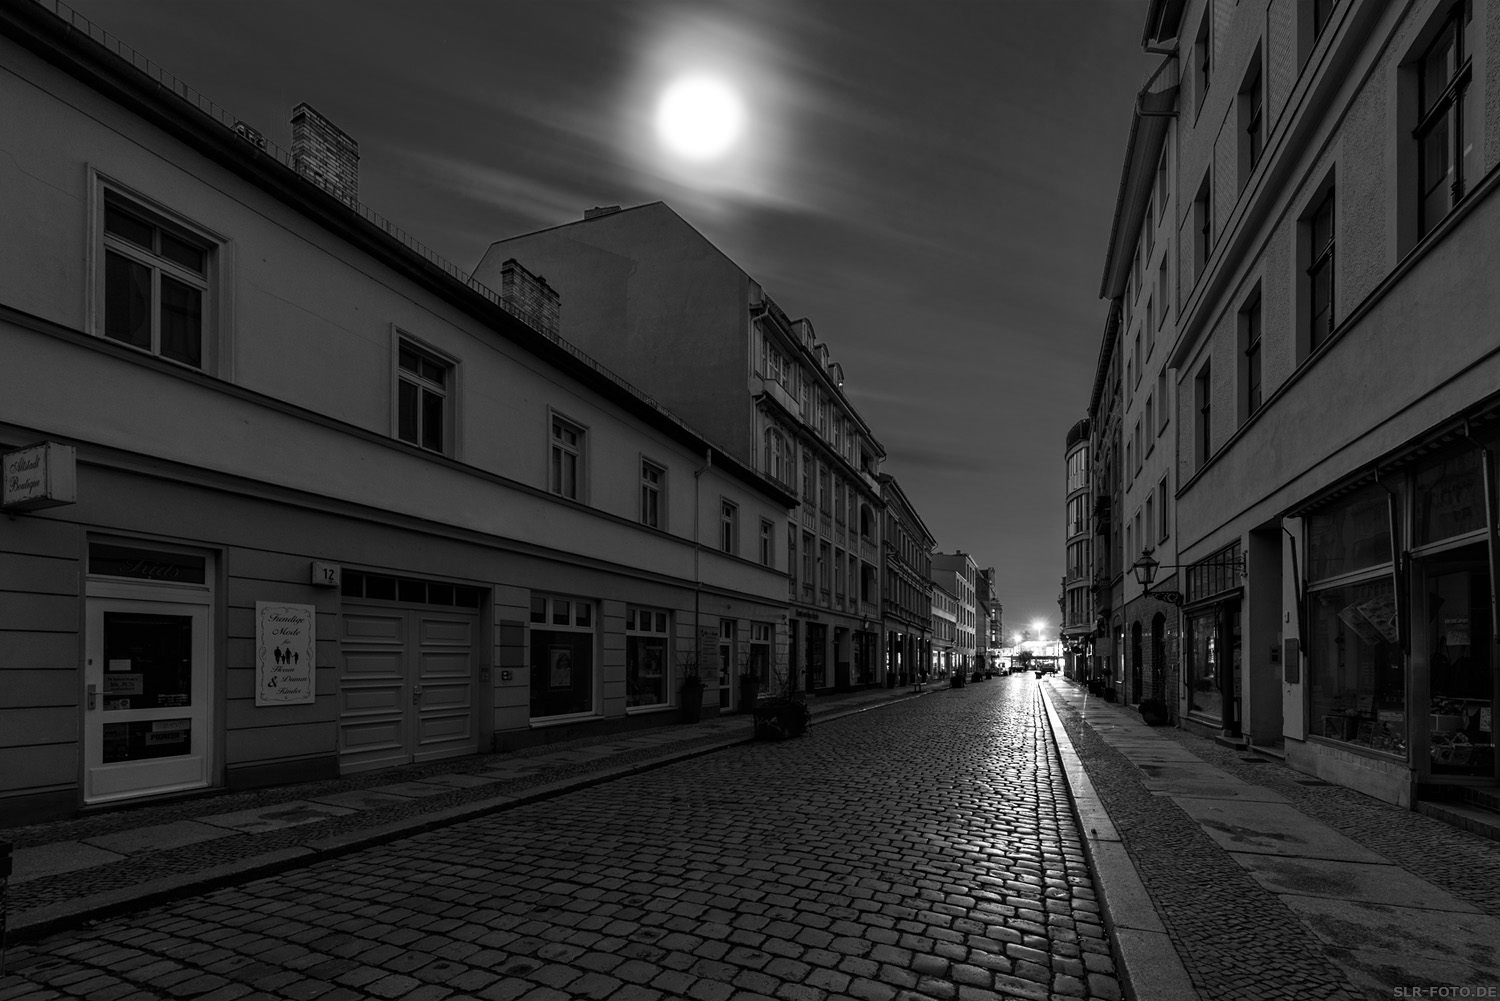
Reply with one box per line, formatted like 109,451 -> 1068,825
1,678 -> 1120,1001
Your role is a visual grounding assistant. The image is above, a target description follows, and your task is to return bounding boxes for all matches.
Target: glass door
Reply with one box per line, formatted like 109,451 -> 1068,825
84,596 -> 211,803
1422,559 -> 1496,779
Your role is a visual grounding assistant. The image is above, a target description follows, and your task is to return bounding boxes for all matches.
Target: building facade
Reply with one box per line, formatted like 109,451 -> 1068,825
880,474 -> 935,686
1087,303 -> 1126,696
931,552 -> 978,675
976,566 -> 1002,673
930,580 -> 958,679
1062,418 -> 1094,681
475,204 -> 888,697
1109,0 -> 1500,806
0,4 -> 793,822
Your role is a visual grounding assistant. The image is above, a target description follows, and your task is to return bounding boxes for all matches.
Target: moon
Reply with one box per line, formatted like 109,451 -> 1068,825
655,75 -> 744,161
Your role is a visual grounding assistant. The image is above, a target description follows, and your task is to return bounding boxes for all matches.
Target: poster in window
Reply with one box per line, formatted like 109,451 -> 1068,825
549,646 -> 573,689
255,601 -> 315,706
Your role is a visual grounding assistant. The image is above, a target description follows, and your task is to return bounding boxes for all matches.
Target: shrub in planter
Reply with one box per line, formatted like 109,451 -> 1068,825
1139,698 -> 1170,726
950,673 -> 966,688
751,662 -> 811,740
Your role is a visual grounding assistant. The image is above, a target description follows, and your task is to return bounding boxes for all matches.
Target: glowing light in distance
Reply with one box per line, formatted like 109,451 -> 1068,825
1030,619 -> 1048,638
655,75 -> 744,160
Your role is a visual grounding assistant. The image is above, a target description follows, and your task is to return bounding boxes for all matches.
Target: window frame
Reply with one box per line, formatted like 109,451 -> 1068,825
759,518 -> 774,567
640,457 -> 665,530
1239,289 -> 1263,423
1304,186 -> 1336,355
1414,2 -> 1474,240
1195,360 -> 1213,469
95,184 -> 223,372
549,410 -> 588,501
720,499 -> 739,555
393,336 -> 457,456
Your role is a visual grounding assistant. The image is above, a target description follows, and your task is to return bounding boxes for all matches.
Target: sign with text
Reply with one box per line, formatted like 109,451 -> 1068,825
255,602 -> 315,706
2,441 -> 76,511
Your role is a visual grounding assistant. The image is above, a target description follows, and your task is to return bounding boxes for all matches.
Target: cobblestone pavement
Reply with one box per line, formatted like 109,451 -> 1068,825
1,677 -> 1122,1001
1048,688 -> 1500,1001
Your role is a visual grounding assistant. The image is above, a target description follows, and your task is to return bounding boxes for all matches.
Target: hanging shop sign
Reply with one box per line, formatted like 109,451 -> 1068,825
2,441 -> 76,511
255,601 -> 316,706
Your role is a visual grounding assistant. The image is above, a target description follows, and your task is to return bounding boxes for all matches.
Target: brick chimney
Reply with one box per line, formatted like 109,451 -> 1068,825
290,103 -> 359,208
583,205 -> 621,220
498,258 -> 560,337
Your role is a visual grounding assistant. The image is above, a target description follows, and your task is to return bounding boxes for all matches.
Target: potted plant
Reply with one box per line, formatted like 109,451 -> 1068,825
950,670 -> 965,688
678,651 -> 705,724
753,662 -> 811,740
1139,698 -> 1170,726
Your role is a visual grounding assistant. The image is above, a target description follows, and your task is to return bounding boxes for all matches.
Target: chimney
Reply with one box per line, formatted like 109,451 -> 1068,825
498,258 -> 561,337
290,103 -> 359,208
584,205 -> 621,220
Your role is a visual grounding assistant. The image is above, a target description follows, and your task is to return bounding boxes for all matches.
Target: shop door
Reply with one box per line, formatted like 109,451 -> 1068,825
1422,560 -> 1496,780
84,596 -> 212,804
339,606 -> 476,773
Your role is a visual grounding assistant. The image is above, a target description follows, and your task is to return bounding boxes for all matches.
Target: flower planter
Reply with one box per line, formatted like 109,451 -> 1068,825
752,700 -> 810,740
1139,699 -> 1169,726
950,675 -> 965,688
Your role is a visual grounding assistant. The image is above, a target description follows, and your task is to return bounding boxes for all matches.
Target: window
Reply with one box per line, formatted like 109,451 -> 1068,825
1157,256 -> 1168,329
1240,291 -> 1263,421
765,428 -> 788,486
1193,172 -> 1213,278
1126,437 -> 1134,483
1157,475 -> 1170,542
640,459 -> 664,529
819,466 -> 831,514
749,622 -> 772,690
1145,395 -> 1155,446
625,605 -> 670,709
1133,420 -> 1143,475
818,542 -> 831,600
1240,55 -> 1264,186
788,530 -> 797,586
1415,3 -> 1474,239
801,450 -> 812,500
765,341 -> 788,386
1157,369 -> 1169,432
1306,188 -> 1336,352
1145,297 -> 1155,353
760,519 -> 774,567
550,415 -> 585,499
529,594 -> 595,719
1195,361 -> 1213,468
834,481 -> 846,527
802,532 -> 814,592
1312,0 -> 1335,42
720,501 -> 739,555
397,341 -> 452,454
835,548 -> 846,600
1194,8 -> 1212,114
1145,495 -> 1154,549
1308,577 -> 1403,753
1133,335 -> 1142,386
101,195 -> 212,369
1156,149 -> 1169,217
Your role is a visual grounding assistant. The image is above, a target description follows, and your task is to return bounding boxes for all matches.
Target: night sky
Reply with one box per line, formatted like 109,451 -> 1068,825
65,0 -> 1152,636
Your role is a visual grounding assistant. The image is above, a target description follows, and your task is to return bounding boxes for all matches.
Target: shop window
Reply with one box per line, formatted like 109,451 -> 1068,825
1308,577 -> 1405,754
625,605 -> 670,709
1306,484 -> 1390,581
749,622 -> 772,690
529,593 -> 595,718
1415,449 -> 1485,545
100,194 -> 214,370
1426,567 -> 1494,776
1185,610 -> 1220,720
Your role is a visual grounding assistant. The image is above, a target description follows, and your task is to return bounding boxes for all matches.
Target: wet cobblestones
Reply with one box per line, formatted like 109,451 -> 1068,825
1,679 -> 1121,1000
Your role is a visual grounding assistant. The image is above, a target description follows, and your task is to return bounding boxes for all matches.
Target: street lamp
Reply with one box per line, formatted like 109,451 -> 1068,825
1131,548 -> 1184,604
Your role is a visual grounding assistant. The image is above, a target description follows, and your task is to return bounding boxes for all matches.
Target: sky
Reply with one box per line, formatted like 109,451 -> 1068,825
66,0 -> 1153,636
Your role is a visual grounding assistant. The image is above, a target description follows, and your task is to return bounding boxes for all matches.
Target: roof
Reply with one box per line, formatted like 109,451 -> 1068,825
0,0 -> 795,510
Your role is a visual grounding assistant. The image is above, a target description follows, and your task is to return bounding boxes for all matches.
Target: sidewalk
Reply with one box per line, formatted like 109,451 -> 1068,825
1040,676 -> 1500,1001
1,685 -> 925,945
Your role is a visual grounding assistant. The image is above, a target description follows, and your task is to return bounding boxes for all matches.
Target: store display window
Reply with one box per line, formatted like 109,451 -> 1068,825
625,605 -> 670,709
1307,577 -> 1405,754
529,594 -> 595,719
1306,485 -> 1390,581
1425,567 -> 1494,776
1186,610 -> 1219,720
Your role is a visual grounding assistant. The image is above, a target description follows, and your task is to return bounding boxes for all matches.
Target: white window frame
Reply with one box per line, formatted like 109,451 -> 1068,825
549,410 -> 588,501
394,334 -> 457,456
720,499 -> 739,555
92,178 -> 227,374
640,457 -> 665,529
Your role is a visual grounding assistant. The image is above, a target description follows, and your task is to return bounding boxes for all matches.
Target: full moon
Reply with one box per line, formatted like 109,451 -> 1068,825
655,75 -> 744,160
